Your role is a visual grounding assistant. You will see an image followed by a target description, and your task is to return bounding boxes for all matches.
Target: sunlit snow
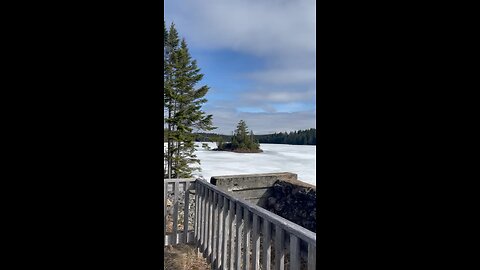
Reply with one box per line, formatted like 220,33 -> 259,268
165,142 -> 316,186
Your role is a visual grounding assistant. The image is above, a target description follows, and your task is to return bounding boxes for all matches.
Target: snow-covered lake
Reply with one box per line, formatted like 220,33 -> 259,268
165,142 -> 316,186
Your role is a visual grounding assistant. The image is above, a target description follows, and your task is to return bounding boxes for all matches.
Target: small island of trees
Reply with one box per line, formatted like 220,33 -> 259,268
214,120 -> 263,153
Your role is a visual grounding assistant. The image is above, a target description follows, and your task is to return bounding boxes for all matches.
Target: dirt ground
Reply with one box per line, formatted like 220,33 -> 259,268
164,244 -> 210,270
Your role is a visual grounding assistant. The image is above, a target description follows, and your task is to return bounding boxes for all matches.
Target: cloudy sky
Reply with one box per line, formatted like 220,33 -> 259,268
165,0 -> 316,135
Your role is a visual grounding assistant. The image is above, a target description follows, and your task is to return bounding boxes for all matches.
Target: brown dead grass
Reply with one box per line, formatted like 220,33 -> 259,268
164,244 -> 209,270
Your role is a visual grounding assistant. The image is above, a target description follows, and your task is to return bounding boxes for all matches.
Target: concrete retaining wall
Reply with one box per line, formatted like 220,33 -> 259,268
210,172 -> 316,232
210,172 -> 298,206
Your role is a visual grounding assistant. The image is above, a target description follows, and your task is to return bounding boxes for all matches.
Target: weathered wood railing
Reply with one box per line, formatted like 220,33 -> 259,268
164,178 -> 196,246
164,178 -> 316,270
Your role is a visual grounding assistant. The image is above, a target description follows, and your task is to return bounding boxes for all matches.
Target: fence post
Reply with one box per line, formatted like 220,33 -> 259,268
164,181 -> 167,246
201,184 -> 207,254
235,203 -> 243,270
263,220 -> 271,270
173,181 -> 179,245
274,225 -> 285,270
290,235 -> 300,270
252,214 -> 260,270
308,244 -> 316,270
216,194 -> 223,269
195,182 -> 200,255
243,208 -> 251,270
222,196 -> 229,269
229,200 -> 236,270
205,189 -> 212,260
212,192 -> 218,265
184,181 -> 190,243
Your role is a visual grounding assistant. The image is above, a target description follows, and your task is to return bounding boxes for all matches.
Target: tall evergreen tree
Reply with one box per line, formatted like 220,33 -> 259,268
164,22 -> 215,178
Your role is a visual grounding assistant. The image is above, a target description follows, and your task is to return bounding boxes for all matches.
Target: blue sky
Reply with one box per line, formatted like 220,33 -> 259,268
165,0 -> 316,135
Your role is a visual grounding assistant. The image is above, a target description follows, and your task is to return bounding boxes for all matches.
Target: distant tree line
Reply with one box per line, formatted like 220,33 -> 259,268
255,128 -> 316,145
189,132 -> 231,143
173,128 -> 316,145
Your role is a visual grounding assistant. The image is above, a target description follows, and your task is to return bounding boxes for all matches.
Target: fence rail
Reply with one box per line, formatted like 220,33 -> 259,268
164,178 -> 316,270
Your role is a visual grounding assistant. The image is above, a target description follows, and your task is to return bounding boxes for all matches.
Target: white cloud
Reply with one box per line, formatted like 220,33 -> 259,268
242,88 -> 316,103
165,0 -> 316,58
246,68 -> 316,85
165,0 -> 317,134
204,106 -> 316,134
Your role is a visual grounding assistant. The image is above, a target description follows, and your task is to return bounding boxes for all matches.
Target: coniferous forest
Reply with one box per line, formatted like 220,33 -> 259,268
164,128 -> 316,146
255,128 -> 316,145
